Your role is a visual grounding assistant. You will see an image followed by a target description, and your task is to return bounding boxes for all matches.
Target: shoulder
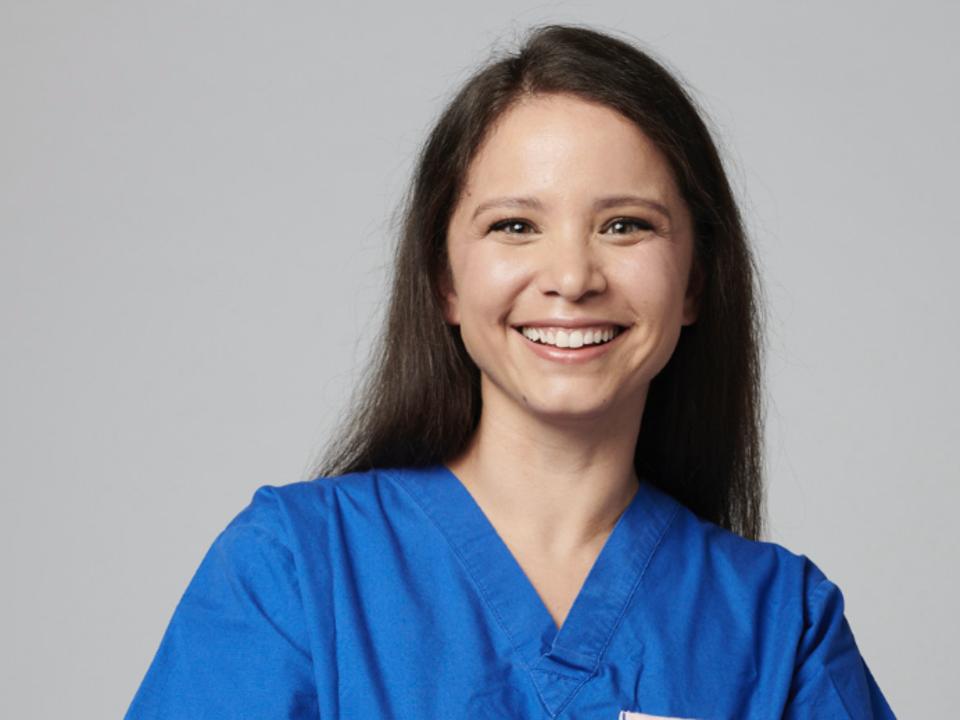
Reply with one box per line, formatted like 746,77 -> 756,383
654,491 -> 833,606
250,466 -> 390,505
233,466 -> 410,544
647,496 -> 895,716
645,494 -> 868,677
197,468 -> 403,605
241,466 -> 388,512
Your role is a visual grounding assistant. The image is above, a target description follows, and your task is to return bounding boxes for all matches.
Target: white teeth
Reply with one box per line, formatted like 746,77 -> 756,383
519,325 -> 621,348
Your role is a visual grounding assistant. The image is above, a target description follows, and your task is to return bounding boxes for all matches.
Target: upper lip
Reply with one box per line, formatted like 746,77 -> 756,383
512,318 -> 628,329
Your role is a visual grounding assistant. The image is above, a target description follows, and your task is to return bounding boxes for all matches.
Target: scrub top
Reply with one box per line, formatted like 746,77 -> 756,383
124,464 -> 896,719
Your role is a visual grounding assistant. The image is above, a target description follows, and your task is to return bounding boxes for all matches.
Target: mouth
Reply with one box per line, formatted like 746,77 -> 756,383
511,324 -> 628,350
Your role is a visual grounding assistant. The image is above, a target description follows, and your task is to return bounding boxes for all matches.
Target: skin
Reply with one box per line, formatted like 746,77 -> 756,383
440,92 -> 701,629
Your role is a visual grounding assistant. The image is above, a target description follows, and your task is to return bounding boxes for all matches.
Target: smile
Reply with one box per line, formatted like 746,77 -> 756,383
517,325 -> 624,348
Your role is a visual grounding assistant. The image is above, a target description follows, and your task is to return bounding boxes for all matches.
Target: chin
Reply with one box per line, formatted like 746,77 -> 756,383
520,398 -> 617,423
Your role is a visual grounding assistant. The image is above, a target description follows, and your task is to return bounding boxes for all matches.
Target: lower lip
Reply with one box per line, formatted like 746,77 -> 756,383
514,328 -> 626,364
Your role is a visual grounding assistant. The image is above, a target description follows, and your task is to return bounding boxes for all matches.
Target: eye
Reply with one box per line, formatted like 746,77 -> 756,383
488,218 -> 535,235
603,217 -> 656,235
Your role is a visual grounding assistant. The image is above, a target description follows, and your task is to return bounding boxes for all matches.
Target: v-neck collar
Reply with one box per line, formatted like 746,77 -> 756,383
389,463 -> 682,717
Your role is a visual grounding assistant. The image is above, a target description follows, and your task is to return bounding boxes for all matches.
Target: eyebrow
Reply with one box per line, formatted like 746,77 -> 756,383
470,194 -> 673,222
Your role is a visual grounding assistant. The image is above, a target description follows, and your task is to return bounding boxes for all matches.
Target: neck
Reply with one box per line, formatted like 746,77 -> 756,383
445,382 -> 644,560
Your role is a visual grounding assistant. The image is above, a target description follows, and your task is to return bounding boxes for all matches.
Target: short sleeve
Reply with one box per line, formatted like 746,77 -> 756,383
124,486 -> 319,719
782,564 -> 896,719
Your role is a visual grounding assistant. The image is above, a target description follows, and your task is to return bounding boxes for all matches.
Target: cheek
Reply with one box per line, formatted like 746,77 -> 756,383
614,250 -> 689,317
456,248 -> 531,319
614,252 -> 690,376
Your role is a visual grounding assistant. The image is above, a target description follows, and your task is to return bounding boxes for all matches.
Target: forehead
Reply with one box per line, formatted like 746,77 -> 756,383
459,93 -> 681,205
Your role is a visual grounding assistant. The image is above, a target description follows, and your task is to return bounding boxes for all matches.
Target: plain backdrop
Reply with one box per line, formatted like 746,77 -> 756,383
2,1 -> 956,717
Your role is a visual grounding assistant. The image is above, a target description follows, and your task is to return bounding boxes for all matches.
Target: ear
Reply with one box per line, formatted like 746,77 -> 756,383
437,265 -> 460,326
681,257 -> 703,326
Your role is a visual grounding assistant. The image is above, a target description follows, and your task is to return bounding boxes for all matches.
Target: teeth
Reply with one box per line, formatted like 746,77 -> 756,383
519,325 -> 622,348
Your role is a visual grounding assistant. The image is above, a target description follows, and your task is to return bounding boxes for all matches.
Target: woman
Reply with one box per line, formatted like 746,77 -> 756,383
125,24 -> 895,719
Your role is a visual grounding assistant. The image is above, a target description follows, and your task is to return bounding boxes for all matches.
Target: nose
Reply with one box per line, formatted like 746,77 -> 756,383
537,230 -> 607,301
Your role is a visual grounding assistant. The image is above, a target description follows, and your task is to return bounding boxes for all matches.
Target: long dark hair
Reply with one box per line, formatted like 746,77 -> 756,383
310,23 -> 767,541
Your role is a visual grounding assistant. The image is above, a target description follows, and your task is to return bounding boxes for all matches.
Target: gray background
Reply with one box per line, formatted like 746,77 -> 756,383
2,1 -> 955,717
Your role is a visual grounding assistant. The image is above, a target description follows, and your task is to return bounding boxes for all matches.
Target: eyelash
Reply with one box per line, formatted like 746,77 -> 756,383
487,217 -> 656,236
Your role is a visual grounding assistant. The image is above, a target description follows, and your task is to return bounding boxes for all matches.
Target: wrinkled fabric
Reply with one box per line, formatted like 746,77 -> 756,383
125,464 -> 896,719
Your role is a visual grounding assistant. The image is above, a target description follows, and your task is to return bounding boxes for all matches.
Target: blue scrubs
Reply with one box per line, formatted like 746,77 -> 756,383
124,464 -> 895,719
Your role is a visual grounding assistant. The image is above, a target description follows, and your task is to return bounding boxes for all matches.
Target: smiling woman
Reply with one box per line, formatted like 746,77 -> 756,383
441,93 -> 699,435
124,23 -> 896,720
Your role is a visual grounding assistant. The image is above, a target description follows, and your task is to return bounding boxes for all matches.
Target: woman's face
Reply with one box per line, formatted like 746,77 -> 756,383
443,92 -> 700,425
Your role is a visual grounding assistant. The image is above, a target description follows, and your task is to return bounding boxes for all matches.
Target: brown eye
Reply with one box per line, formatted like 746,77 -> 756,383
489,219 -> 534,234
604,218 -> 654,234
